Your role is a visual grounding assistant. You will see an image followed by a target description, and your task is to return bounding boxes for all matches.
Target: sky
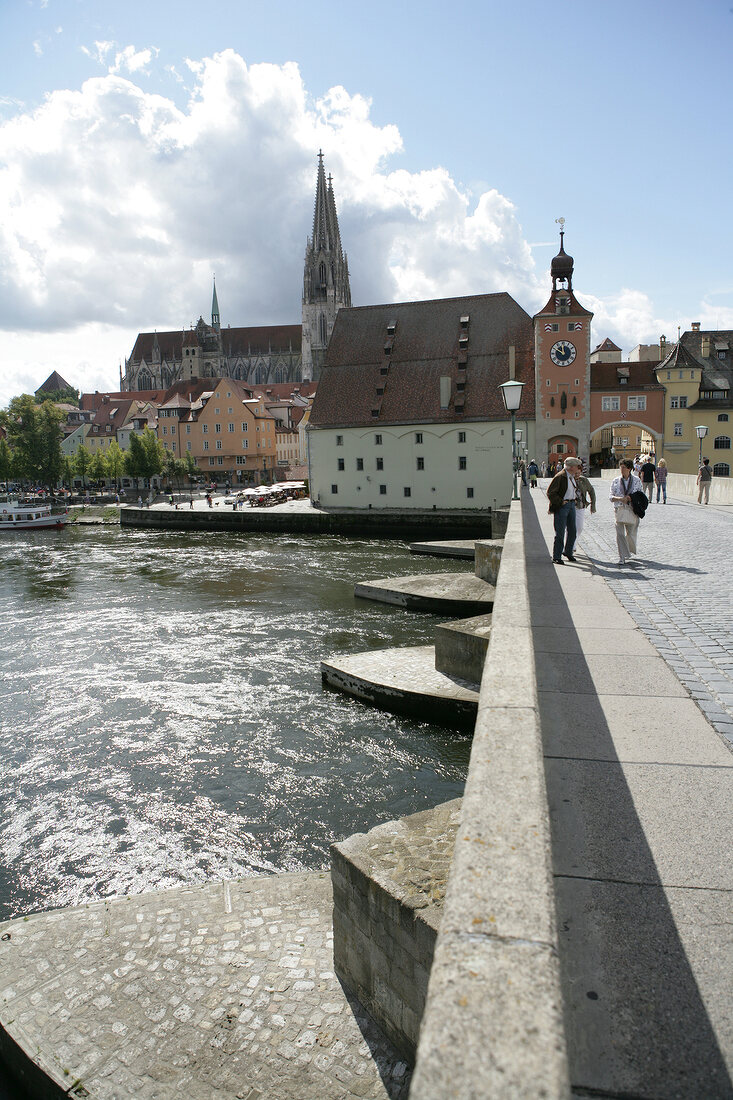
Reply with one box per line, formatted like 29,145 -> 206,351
1,0 -> 732,408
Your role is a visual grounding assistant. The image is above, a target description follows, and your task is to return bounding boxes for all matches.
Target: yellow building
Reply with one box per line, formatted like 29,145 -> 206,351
656,327 -> 732,476
158,378 -> 277,483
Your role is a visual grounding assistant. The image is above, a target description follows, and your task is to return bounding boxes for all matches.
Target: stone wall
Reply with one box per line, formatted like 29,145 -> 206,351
331,801 -> 462,1063
409,499 -> 570,1097
121,507 -> 500,540
599,468 -> 733,505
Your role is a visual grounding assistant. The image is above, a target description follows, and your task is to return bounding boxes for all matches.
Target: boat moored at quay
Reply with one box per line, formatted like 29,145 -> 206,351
0,499 -> 69,530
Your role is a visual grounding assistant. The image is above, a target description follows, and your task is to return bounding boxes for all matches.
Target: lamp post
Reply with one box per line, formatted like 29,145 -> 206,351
695,424 -> 708,468
499,380 -> 525,501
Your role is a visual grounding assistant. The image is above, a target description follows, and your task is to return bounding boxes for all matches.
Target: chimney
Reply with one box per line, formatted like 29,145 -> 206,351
691,321 -> 701,332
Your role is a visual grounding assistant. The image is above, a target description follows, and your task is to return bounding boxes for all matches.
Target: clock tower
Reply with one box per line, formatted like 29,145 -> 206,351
534,228 -> 593,465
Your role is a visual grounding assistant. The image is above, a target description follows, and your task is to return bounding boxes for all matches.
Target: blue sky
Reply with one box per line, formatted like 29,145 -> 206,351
1,0 -> 731,405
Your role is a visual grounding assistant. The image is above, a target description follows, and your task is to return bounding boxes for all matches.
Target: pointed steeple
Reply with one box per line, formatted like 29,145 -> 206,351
211,276 -> 220,331
302,152 -> 352,381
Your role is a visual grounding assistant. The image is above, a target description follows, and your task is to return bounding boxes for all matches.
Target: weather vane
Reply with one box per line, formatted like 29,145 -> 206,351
555,216 -> 565,230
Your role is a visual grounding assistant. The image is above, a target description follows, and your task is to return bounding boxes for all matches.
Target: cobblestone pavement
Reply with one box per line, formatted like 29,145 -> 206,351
0,872 -> 411,1100
549,482 -> 733,751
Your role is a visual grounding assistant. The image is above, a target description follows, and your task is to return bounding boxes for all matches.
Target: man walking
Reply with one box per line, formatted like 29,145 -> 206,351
639,455 -> 656,502
697,458 -> 713,504
547,456 -> 583,564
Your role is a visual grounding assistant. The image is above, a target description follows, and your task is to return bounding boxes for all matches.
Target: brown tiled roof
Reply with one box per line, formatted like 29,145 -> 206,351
593,337 -> 621,353
309,294 -> 534,428
534,289 -> 593,318
591,362 -> 663,390
81,390 -> 165,412
130,325 -> 302,362
249,382 -> 318,401
36,370 -> 73,394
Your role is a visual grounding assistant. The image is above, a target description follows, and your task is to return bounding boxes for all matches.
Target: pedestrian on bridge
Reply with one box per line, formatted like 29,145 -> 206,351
610,459 -> 643,565
547,456 -> 583,564
697,458 -> 713,504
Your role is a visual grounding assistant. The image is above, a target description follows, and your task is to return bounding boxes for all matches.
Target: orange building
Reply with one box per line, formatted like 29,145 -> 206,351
157,378 -> 277,482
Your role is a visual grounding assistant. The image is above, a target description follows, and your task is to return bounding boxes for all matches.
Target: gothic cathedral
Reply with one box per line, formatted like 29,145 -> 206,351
533,231 -> 593,462
121,155 -> 351,391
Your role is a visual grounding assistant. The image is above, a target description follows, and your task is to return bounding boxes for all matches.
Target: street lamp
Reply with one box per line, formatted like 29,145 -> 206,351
695,424 -> 708,468
499,379 -> 525,501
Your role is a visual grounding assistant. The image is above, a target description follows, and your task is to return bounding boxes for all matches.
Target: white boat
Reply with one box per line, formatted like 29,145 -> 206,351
0,499 -> 69,530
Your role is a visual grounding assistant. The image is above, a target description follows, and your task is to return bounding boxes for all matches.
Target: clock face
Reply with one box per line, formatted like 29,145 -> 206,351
550,340 -> 576,366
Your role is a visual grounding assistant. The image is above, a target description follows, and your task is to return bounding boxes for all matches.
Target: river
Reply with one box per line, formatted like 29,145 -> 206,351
0,525 -> 471,923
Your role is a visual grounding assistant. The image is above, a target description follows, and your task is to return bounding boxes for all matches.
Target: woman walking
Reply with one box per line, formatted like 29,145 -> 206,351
610,459 -> 643,565
655,458 -> 668,503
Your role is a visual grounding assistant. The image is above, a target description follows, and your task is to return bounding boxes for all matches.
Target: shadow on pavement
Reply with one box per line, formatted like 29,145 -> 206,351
523,494 -> 732,1098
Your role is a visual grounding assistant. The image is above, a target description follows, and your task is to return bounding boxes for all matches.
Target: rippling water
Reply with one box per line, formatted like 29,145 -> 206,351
0,526 -> 472,921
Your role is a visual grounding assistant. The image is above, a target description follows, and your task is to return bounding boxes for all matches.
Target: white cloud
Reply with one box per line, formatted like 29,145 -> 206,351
0,48 -> 685,407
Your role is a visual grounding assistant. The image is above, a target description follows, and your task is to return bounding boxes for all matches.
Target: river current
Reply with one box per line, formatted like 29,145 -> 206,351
0,526 -> 471,922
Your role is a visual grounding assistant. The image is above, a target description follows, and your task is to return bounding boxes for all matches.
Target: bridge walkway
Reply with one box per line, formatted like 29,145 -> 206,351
523,485 -> 733,1097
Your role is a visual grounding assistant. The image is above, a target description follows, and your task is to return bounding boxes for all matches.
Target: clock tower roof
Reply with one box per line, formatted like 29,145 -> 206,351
551,230 -> 574,289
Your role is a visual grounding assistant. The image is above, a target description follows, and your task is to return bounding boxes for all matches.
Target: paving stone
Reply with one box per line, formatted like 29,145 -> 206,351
0,873 -> 411,1100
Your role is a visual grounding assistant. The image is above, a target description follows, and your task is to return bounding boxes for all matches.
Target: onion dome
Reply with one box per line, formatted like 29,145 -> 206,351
551,231 -> 574,289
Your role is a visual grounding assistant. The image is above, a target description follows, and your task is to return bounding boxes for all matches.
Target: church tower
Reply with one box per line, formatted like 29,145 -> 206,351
302,152 -> 351,381
534,226 -> 593,465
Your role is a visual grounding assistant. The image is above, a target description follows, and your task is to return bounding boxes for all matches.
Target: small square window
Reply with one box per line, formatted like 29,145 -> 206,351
467,487 -> 474,499
375,434 -> 382,445
216,440 -> 222,450
404,487 -> 411,497
228,423 -> 235,432
209,457 -> 215,466
337,458 -> 345,471
217,457 -> 223,466
458,456 -> 467,470
203,424 -> 208,434
331,484 -> 338,494
336,435 -> 343,446
376,457 -> 384,471
376,387 -> 384,395
356,458 -> 364,470
416,457 -> 424,470
415,432 -> 423,444
379,484 -> 387,495
458,431 -> 466,443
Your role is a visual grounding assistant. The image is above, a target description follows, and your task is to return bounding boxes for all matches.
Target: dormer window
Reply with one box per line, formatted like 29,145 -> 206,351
387,321 -> 396,336
458,333 -> 469,348
556,297 -> 570,316
460,315 -> 470,329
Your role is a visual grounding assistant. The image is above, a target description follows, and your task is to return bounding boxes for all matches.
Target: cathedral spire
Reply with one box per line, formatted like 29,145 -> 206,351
211,276 -> 220,331
302,152 -> 351,381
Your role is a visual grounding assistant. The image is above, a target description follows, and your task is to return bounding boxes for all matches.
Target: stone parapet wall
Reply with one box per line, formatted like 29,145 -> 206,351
434,613 -> 492,685
331,800 -> 462,1063
409,499 -> 570,1098
599,468 -> 733,504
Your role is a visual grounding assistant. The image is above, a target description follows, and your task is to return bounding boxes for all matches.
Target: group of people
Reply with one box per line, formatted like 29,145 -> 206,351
546,456 -> 645,567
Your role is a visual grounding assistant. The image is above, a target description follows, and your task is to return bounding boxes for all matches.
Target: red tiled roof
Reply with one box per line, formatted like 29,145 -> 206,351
310,294 -> 534,428
130,325 -> 302,362
590,362 -> 663,390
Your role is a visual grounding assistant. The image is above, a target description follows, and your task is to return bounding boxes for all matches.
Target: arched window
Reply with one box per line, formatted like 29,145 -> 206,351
138,369 -> 153,390
319,261 -> 327,287
713,463 -> 729,477
718,413 -> 729,421
319,312 -> 328,346
713,435 -> 731,449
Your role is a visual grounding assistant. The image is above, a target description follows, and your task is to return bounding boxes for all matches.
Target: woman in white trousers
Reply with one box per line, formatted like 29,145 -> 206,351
609,459 -> 643,564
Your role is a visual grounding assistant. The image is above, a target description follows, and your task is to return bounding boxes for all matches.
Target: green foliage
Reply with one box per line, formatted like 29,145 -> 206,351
73,442 -> 92,486
183,450 -> 199,481
2,395 -> 64,486
105,440 -> 125,487
0,437 -> 14,484
37,387 -> 80,407
164,451 -> 188,489
89,448 -> 108,483
125,427 -> 163,484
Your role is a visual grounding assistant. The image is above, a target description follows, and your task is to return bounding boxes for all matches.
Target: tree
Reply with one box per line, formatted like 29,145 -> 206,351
60,454 -> 74,489
89,449 -> 108,485
125,428 -> 163,488
106,440 -> 125,489
0,437 -> 14,486
183,451 -> 199,485
73,442 -> 92,488
2,395 -> 63,487
164,451 -> 187,492
36,387 -> 80,407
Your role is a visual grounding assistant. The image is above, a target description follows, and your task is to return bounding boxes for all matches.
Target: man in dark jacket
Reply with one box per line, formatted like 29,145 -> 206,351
546,457 -> 582,564
639,456 -> 656,502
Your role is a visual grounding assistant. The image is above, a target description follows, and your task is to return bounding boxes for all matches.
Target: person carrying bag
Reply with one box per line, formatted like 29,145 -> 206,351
609,459 -> 644,565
